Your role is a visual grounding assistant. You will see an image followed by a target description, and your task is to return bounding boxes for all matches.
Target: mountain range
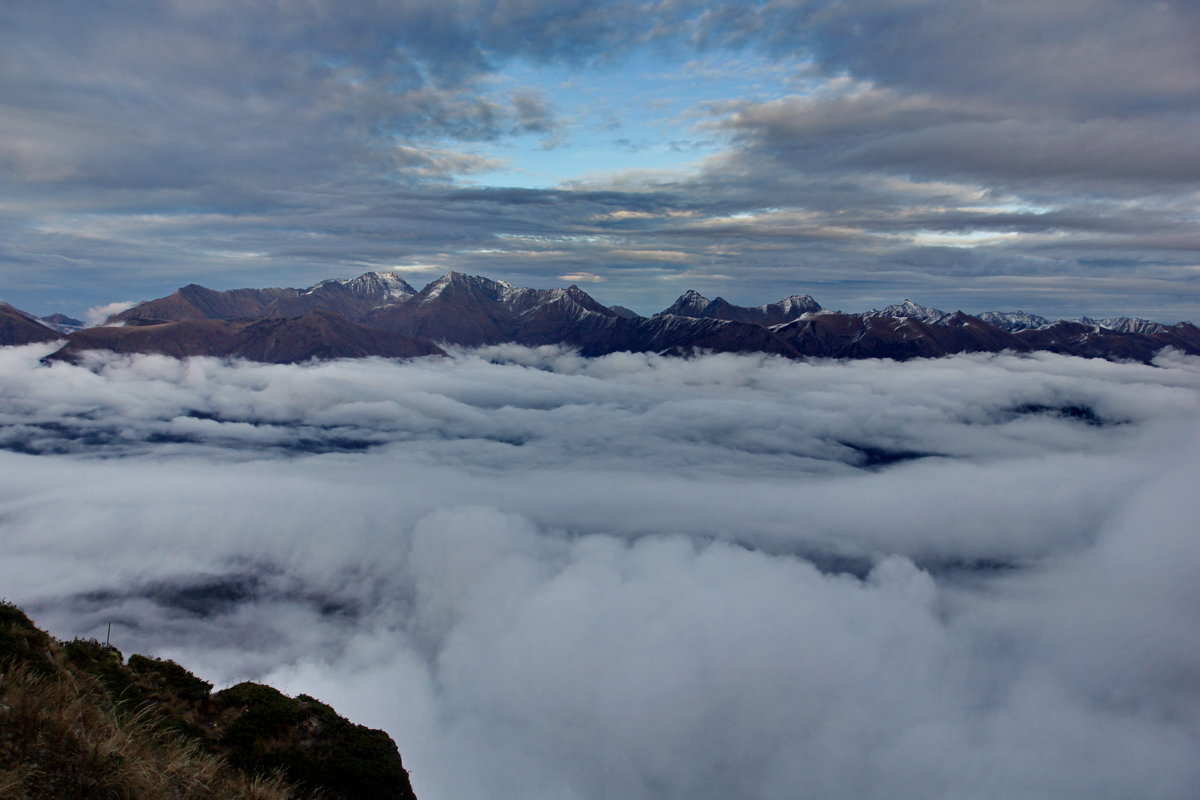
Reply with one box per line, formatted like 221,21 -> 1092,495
5,272 -> 1199,364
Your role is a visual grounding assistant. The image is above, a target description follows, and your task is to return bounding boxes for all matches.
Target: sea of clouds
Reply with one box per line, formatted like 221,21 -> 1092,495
1,343 -> 1197,799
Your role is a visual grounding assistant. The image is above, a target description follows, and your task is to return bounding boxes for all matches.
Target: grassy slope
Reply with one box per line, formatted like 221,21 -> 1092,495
0,602 -> 417,800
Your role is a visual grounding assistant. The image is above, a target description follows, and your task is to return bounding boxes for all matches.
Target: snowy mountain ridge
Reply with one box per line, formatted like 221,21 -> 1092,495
8,270 -> 1199,365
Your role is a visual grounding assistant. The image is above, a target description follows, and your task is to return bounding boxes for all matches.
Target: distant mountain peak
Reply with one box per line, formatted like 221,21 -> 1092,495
777,294 -> 820,310
868,300 -> 950,324
977,310 -> 1052,332
659,289 -> 820,325
423,272 -> 516,300
443,270 -> 514,287
659,289 -> 713,317
39,313 -> 86,334
40,313 -> 84,326
1077,316 -> 1168,335
609,305 -> 641,320
976,311 -> 1167,335
308,271 -> 417,301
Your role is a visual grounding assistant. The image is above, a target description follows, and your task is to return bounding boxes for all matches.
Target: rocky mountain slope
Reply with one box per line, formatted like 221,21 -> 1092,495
656,289 -> 821,325
109,273 -> 417,325
0,601 -> 417,800
773,310 -> 1029,360
0,303 -> 62,346
5,271 -> 1198,364
37,314 -> 86,335
356,273 -> 797,356
46,310 -> 444,365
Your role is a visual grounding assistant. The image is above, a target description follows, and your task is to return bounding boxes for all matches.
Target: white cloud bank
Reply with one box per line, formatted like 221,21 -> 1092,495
84,301 -> 136,327
0,344 -> 1198,799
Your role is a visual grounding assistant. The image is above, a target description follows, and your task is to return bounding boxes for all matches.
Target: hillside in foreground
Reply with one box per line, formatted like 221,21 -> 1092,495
0,602 -> 416,800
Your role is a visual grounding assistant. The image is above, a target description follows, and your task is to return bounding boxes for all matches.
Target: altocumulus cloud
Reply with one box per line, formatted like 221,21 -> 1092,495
0,344 -> 1198,799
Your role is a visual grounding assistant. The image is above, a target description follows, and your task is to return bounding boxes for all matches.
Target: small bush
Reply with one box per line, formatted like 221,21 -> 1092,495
215,683 -> 305,768
63,638 -> 146,710
0,600 -> 55,675
129,653 -> 213,703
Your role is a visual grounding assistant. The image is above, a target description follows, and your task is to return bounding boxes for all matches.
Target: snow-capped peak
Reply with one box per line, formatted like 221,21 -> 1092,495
660,290 -> 712,315
423,272 -> 517,301
770,295 -> 821,315
868,300 -> 950,324
305,271 -> 417,301
976,310 -> 1052,332
1077,316 -> 1168,335
343,271 -> 417,299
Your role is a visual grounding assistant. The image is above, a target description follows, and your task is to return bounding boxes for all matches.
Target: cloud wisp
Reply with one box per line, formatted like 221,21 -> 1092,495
0,345 -> 1197,798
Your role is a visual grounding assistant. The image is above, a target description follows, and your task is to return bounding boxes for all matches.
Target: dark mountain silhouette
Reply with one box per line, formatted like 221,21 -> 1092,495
13,272 -> 1199,364
1013,320 -> 1200,361
774,310 -> 1030,360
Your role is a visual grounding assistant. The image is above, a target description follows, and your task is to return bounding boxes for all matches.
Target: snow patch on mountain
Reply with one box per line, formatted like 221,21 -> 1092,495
657,290 -> 820,324
306,271 -> 417,303
977,311 -> 1052,332
866,300 -> 951,325
422,271 -> 516,301
1077,316 -> 1169,335
38,314 -> 86,334
773,295 -> 822,316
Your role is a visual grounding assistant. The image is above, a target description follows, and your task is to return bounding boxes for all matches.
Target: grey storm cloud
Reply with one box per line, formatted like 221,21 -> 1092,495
0,4 -> 550,186
0,343 -> 1199,798
698,0 -> 1200,112
710,90 -> 1200,192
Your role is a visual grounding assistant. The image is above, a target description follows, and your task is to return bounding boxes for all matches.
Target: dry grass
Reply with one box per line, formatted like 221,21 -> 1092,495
0,663 -> 300,800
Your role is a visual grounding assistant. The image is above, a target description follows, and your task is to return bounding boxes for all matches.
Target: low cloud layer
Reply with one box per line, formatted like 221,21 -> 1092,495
1,345 -> 1198,799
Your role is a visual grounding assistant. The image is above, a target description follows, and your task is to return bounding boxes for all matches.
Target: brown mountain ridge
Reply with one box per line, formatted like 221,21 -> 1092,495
7,271 -> 1200,364
46,310 -> 444,365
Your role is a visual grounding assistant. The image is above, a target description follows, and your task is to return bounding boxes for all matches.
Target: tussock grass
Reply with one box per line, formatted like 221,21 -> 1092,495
0,601 -> 409,799
0,662 -> 299,800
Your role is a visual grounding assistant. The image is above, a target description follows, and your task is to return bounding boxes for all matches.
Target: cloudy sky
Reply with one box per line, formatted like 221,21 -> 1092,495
1,344 -> 1199,799
2,0 -> 1198,321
